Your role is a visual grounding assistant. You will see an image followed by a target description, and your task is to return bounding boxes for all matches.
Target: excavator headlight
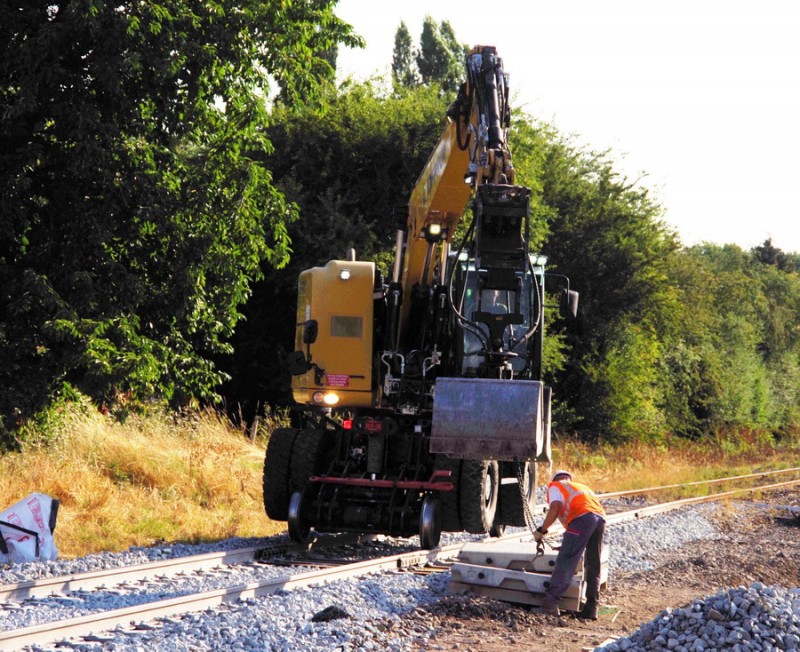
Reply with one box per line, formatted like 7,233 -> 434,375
313,391 -> 340,406
423,223 -> 446,243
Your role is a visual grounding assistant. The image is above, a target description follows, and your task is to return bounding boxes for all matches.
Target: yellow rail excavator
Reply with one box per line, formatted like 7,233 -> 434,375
263,45 -> 578,548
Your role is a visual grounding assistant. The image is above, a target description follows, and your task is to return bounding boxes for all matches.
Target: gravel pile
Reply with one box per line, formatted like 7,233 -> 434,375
596,583 -> 800,652
4,502 -> 792,651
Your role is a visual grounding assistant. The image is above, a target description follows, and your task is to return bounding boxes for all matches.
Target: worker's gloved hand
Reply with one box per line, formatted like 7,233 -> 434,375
533,527 -> 547,542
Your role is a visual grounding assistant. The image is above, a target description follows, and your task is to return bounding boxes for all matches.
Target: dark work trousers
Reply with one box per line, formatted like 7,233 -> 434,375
543,511 -> 605,608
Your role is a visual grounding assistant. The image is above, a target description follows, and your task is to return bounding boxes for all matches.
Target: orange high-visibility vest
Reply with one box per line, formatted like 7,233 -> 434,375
547,480 -> 605,527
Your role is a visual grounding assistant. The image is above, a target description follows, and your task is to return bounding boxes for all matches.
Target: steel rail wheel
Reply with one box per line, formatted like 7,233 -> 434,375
287,491 -> 312,544
419,494 -> 443,549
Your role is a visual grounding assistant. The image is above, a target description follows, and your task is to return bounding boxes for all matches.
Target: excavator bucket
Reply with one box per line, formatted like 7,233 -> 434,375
430,377 -> 544,461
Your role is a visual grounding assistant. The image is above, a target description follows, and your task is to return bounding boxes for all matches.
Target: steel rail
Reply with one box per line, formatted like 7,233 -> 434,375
0,532 -> 378,604
1,468 -> 787,603
0,546 -> 262,603
596,466 -> 800,499
1,476 -> 798,649
603,477 -> 800,524
0,541 -> 466,651
496,470 -> 800,543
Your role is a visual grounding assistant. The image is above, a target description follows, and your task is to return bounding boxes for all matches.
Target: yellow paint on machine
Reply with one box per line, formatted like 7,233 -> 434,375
292,260 -> 375,408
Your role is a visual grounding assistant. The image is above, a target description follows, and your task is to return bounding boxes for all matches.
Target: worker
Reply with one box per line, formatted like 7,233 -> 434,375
533,470 -> 606,619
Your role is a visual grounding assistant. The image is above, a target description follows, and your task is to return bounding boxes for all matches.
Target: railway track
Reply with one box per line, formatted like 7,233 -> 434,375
1,467 -> 798,651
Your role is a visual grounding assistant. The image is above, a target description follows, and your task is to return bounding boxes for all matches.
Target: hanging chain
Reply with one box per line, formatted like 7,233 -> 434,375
516,458 -> 540,536
516,459 -> 546,557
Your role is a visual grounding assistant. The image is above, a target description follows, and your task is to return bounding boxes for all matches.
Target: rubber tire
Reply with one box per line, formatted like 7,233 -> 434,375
459,459 -> 500,534
289,428 -> 334,492
434,455 -> 462,532
262,427 -> 299,521
498,460 -> 536,527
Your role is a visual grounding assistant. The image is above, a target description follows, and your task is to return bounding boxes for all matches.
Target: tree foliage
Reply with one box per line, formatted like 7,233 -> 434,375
416,17 -> 466,93
531,134 -> 682,441
391,17 -> 467,94
506,120 -> 800,443
753,238 -> 800,273
221,81 -> 451,410
224,56 -> 800,446
3,9 -> 799,448
0,1 -> 360,440
674,243 -> 800,435
391,21 -> 418,89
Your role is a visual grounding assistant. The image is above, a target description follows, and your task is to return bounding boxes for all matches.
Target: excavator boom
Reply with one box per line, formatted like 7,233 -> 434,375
400,46 -> 515,299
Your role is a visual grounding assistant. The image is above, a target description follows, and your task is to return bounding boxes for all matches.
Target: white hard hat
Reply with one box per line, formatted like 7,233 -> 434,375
552,469 -> 572,482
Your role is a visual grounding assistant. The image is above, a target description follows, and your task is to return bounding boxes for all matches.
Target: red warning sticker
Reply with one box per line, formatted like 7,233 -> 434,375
326,374 -> 350,387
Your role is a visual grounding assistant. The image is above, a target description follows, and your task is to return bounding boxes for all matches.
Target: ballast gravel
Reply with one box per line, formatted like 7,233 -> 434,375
0,502 -> 794,651
602,504 -> 721,573
595,583 -> 800,652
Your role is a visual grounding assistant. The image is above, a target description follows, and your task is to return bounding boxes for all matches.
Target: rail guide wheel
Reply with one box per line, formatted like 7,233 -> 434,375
489,521 -> 506,538
419,494 -> 442,549
287,490 -> 312,545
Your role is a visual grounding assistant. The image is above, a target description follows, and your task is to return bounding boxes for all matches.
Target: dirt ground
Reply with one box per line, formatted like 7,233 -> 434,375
402,492 -> 800,652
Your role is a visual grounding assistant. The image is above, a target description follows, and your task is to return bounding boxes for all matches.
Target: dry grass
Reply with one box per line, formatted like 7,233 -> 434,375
2,404 -> 798,559
0,404 -> 286,557
546,430 -> 800,501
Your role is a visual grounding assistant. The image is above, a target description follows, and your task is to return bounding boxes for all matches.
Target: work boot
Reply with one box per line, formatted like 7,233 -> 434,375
577,601 -> 598,620
539,597 -> 560,616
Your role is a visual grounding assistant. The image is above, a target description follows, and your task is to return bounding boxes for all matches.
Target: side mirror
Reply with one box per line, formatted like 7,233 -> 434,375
287,350 -> 311,376
302,319 -> 318,345
560,289 -> 579,320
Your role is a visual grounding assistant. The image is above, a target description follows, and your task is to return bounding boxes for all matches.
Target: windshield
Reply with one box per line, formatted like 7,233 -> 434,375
455,264 -> 535,375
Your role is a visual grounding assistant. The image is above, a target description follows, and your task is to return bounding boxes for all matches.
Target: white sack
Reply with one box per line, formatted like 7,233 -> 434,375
0,492 -> 59,564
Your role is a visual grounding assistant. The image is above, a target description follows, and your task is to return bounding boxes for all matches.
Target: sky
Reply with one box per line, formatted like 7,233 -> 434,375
333,0 -> 800,253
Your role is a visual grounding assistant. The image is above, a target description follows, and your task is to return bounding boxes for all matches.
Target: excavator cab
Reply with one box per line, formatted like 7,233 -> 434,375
452,254 -> 546,378
289,260 -> 376,409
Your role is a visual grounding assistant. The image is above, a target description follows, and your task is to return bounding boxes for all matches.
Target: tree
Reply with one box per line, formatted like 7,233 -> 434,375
415,17 -> 467,93
392,21 -> 418,89
753,238 -> 799,273
676,244 -> 800,435
0,1 -> 361,441
534,133 -> 682,441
